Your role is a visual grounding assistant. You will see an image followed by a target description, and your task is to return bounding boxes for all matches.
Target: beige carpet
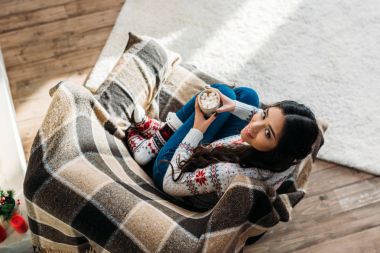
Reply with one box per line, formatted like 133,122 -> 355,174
86,0 -> 380,175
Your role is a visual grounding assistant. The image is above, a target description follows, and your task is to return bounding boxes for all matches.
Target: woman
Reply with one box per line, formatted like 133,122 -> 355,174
126,83 -> 319,198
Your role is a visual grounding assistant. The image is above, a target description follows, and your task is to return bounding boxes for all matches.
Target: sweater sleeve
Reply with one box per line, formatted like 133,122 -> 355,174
162,128 -> 240,197
231,100 -> 262,122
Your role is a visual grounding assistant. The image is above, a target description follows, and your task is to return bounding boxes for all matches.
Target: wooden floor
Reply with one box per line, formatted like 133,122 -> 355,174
1,1 -> 379,252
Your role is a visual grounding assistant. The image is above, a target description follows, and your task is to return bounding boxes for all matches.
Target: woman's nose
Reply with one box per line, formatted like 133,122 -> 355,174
249,121 -> 265,136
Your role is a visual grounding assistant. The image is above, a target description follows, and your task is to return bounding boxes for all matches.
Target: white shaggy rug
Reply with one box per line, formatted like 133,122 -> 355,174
86,0 -> 380,175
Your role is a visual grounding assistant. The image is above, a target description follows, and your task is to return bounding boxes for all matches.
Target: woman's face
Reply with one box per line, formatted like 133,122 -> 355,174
240,106 -> 285,151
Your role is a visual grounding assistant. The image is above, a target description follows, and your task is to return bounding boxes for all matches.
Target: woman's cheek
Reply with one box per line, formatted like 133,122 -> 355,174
256,135 -> 269,151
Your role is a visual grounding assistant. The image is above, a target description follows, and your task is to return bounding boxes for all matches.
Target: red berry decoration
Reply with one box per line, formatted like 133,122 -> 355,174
0,189 -> 29,237
10,213 -> 28,234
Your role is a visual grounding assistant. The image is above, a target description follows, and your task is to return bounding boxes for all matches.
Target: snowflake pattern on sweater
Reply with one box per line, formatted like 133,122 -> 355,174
195,170 -> 207,186
162,100 -> 295,197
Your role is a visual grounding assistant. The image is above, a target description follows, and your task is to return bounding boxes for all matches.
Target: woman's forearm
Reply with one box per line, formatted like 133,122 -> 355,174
166,128 -> 203,179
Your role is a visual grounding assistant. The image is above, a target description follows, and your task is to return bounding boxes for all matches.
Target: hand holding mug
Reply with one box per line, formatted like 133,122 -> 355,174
214,89 -> 235,113
193,96 -> 217,134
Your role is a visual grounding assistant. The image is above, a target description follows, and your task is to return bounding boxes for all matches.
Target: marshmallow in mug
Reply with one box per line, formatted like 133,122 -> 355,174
198,88 -> 221,117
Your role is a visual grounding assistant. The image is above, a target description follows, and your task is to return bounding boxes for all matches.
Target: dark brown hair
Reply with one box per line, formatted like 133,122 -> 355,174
161,100 -> 319,182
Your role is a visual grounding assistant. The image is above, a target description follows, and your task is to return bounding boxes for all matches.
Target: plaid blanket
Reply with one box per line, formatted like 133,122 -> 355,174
23,34 -> 327,253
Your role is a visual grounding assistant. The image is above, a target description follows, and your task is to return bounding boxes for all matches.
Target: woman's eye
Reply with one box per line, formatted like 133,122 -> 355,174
265,129 -> 271,138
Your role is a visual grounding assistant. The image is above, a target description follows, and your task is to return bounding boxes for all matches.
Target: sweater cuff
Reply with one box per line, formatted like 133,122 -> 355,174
233,100 -> 262,121
182,128 -> 204,148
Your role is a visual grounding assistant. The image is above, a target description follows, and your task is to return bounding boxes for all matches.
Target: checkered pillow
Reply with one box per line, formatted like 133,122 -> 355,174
84,32 -> 182,123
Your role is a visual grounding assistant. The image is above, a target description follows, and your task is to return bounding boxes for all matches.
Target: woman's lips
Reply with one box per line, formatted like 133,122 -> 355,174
243,126 -> 254,139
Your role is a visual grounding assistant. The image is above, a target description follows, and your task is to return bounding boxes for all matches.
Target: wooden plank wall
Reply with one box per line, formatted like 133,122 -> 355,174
1,1 -> 378,252
0,0 -> 124,160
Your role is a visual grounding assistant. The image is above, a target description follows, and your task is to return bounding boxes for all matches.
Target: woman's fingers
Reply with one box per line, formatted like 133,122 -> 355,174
195,95 -> 201,112
215,89 -> 228,102
216,103 -> 235,113
202,113 -> 217,131
213,89 -> 235,113
207,112 -> 217,123
216,106 -> 230,113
